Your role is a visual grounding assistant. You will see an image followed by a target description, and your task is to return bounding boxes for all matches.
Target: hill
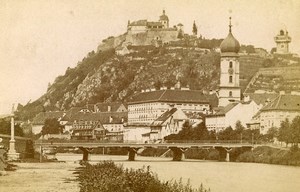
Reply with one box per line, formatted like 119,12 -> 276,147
15,38 -> 272,121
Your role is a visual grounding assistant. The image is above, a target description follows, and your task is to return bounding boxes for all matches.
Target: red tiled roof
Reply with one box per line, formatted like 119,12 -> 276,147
129,90 -> 210,104
261,94 -> 300,111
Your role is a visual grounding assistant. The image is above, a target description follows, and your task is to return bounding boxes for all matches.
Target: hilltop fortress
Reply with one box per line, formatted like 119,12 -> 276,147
97,10 -> 183,51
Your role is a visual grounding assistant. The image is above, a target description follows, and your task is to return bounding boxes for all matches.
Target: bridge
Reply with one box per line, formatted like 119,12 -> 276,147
35,140 -> 256,162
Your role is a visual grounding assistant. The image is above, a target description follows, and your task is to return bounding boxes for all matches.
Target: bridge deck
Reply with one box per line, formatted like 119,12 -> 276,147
35,140 -> 254,148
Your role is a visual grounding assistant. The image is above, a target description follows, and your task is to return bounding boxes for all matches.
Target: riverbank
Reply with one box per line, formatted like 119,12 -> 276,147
0,162 -> 80,192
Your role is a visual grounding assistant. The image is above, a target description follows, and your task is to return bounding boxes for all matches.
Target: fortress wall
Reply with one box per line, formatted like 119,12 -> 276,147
146,30 -> 178,44
126,30 -> 178,46
126,32 -> 149,45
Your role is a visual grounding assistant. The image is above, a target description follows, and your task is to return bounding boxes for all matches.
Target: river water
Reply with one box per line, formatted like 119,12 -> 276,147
56,153 -> 300,192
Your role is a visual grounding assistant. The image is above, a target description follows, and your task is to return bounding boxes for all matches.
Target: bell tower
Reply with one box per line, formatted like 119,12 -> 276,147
218,17 -> 241,107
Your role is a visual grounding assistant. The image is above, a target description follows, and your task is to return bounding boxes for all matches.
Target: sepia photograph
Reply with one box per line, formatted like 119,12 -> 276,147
1,0 -> 300,191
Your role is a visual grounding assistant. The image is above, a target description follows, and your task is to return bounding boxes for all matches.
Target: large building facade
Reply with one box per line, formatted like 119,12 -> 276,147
256,94 -> 300,134
127,89 -> 210,125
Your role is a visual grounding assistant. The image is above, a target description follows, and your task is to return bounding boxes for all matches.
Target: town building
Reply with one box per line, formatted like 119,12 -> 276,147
124,88 -> 211,142
255,94 -> 300,134
206,100 -> 260,132
128,89 -> 210,125
148,108 -> 188,142
67,111 -> 127,140
93,102 -> 127,113
205,18 -> 261,132
274,29 -> 291,54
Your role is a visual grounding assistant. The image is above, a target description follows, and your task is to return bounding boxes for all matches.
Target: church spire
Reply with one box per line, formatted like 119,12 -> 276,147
229,17 -> 232,33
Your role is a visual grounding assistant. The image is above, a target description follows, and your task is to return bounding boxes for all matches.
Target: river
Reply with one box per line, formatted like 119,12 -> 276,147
55,153 -> 300,192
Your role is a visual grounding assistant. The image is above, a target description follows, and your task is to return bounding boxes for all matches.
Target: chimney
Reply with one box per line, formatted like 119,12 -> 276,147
108,105 -> 111,112
109,116 -> 113,123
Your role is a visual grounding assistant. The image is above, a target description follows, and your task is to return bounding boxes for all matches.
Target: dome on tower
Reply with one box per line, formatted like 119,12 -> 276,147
220,33 -> 240,53
220,17 -> 240,53
159,10 -> 169,21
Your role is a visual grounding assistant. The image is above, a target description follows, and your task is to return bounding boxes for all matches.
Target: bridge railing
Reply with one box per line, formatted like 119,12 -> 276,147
34,139 -> 258,145
164,140 -> 253,144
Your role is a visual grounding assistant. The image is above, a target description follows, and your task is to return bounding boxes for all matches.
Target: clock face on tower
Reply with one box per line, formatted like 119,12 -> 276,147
228,68 -> 234,74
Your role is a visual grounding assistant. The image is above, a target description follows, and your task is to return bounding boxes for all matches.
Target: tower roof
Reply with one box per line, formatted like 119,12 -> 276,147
159,10 -> 169,21
220,17 -> 240,53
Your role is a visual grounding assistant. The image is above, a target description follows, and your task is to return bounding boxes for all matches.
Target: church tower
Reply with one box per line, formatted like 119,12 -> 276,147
218,17 -> 241,107
159,10 -> 169,28
274,29 -> 291,54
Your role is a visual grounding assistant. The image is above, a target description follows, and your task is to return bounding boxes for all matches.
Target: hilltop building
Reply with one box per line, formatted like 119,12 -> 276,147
274,29 -> 291,54
125,10 -> 182,46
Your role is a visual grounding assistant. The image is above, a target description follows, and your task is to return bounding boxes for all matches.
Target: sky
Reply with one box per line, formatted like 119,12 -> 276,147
0,0 -> 300,114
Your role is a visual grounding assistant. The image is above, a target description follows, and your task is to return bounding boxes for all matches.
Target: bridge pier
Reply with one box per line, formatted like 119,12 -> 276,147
126,147 -> 141,161
224,148 -> 232,162
169,147 -> 188,161
79,147 -> 93,162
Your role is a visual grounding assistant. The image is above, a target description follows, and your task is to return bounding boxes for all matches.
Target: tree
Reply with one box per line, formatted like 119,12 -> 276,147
290,116 -> 300,146
41,118 -> 64,135
266,127 -> 279,142
0,118 -> 24,137
192,21 -> 197,36
278,118 -> 291,147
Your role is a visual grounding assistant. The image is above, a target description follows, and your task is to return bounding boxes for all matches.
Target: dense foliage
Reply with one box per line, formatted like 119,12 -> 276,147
165,121 -> 260,143
237,146 -> 300,166
0,118 -> 24,137
278,116 -> 300,147
41,118 -> 64,135
78,161 -> 210,192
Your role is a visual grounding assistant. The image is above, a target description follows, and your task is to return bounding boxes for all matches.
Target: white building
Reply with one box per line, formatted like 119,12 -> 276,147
148,108 -> 188,142
205,18 -> 261,132
206,100 -> 261,132
255,94 -> 300,134
124,89 -> 211,142
128,89 -> 210,125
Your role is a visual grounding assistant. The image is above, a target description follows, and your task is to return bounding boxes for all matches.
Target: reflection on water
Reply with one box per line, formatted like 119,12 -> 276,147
56,153 -> 300,192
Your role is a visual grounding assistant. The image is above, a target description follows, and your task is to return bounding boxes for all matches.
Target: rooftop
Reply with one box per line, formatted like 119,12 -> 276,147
129,89 -> 210,104
261,94 -> 300,111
